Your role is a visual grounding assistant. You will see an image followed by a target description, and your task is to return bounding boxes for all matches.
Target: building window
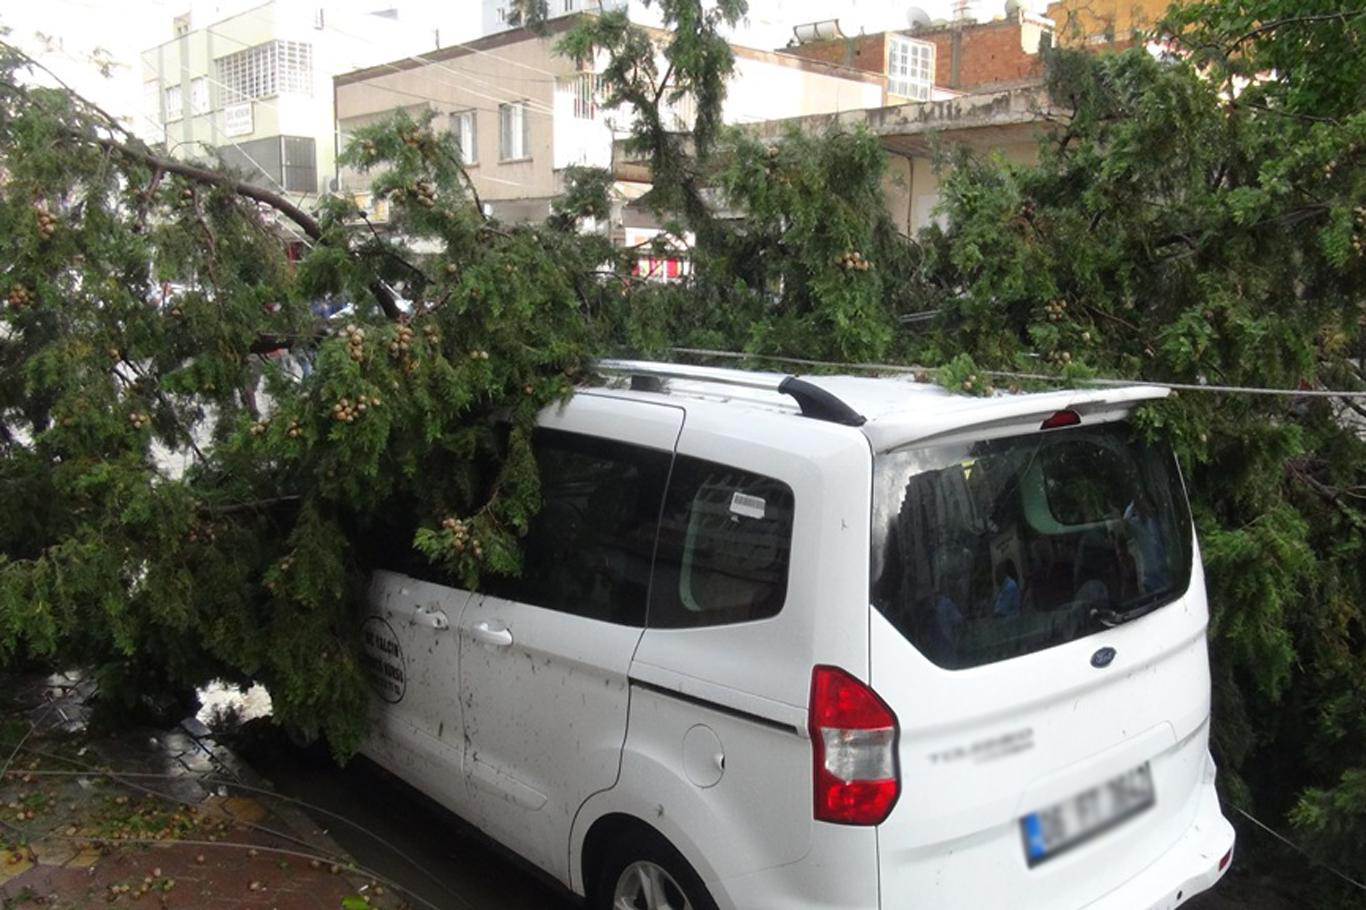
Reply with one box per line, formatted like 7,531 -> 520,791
281,135 -> 317,193
563,0 -> 578,11
888,35 -> 934,101
499,101 -> 530,160
163,83 -> 182,121
557,73 -> 598,120
451,110 -> 477,165
661,92 -> 695,131
190,77 -> 210,115
215,40 -> 313,103
217,134 -> 316,194
144,81 -> 161,127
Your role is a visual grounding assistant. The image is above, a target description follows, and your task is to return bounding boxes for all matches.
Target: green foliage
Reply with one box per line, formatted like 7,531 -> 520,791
0,51 -> 604,758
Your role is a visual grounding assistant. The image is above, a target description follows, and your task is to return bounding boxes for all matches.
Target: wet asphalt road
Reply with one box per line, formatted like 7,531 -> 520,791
237,727 -> 577,910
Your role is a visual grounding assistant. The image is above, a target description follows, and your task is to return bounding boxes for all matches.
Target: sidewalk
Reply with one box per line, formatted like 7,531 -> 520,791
0,672 -> 405,910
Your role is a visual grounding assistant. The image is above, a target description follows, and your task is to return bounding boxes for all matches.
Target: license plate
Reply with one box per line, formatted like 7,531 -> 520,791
1021,762 -> 1155,866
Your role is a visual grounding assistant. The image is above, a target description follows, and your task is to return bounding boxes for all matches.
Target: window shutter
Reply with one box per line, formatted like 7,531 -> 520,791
520,102 -> 530,158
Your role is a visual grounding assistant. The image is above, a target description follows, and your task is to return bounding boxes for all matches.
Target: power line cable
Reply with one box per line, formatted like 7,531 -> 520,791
1233,806 -> 1366,894
670,348 -> 1366,399
200,7 -> 559,117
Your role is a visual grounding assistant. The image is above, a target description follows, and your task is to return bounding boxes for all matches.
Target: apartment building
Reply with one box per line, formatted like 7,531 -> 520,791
332,16 -> 883,225
140,0 -> 450,203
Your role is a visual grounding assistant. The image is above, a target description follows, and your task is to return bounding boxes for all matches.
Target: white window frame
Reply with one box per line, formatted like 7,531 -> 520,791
190,77 -> 210,115
451,109 -> 478,165
163,83 -> 182,122
887,35 -> 934,101
145,81 -> 162,126
557,73 -> 599,120
498,101 -> 531,161
214,40 -> 313,104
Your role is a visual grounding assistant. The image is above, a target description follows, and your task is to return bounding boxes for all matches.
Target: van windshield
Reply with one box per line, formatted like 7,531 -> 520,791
870,421 -> 1192,670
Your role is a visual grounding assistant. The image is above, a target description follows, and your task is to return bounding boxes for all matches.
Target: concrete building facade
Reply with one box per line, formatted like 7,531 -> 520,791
140,0 -> 445,202
332,16 -> 884,225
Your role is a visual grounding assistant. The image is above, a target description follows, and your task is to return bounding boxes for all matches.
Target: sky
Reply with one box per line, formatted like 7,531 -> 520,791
0,0 -> 1032,137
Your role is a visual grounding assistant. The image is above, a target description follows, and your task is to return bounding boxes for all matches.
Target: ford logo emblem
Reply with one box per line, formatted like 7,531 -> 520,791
1091,647 -> 1117,669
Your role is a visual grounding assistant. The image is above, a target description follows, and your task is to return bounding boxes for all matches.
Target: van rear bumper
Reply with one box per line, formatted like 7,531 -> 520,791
1083,775 -> 1234,910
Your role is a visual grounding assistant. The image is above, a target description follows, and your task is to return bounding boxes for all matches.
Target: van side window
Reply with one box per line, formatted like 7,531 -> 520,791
648,457 -> 794,628
366,501 -> 460,588
485,429 -> 671,626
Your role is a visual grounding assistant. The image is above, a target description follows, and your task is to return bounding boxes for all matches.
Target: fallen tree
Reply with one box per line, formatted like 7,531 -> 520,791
2,0 -> 1365,900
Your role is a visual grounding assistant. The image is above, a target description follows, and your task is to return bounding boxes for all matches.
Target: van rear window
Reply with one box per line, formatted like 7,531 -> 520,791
870,422 -> 1192,670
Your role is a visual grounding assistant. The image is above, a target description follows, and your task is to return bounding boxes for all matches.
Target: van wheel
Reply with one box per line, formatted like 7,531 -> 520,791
594,828 -> 718,910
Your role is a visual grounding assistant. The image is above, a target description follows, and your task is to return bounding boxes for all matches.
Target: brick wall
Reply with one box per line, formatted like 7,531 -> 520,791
921,20 -> 1044,91
783,34 -> 886,74
785,19 -> 1045,96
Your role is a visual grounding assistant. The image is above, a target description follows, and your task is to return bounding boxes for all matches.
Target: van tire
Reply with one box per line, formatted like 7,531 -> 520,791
592,826 -> 719,910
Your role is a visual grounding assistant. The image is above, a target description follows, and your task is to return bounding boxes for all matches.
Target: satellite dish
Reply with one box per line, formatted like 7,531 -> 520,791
907,6 -> 932,30
1005,0 -> 1023,15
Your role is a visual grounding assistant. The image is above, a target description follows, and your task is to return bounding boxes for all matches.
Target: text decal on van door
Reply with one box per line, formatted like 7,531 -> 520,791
361,616 -> 406,703
729,492 -> 767,519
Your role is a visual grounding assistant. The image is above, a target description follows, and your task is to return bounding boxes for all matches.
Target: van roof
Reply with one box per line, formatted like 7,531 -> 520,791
592,360 -> 1170,453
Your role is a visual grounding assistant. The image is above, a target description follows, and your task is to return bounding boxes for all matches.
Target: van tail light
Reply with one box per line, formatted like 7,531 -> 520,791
809,665 -> 900,825
1040,409 -> 1081,430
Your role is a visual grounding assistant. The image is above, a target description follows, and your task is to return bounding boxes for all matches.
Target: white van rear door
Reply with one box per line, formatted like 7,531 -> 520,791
868,415 -> 1218,908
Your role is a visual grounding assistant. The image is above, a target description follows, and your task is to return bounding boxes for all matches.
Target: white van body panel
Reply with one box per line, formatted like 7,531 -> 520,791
570,689 -> 882,910
630,400 -> 873,713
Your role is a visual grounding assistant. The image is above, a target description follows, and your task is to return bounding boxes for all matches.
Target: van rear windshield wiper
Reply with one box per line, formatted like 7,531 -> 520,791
1091,592 -> 1170,628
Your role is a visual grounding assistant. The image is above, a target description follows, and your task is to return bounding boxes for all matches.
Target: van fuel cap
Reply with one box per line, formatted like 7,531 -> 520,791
682,724 -> 725,788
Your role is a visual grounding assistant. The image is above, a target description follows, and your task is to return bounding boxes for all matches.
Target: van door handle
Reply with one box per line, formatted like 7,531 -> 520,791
471,621 -> 513,648
413,606 -> 449,630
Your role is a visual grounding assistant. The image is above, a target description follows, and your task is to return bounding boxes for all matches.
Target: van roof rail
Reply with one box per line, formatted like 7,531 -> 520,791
593,359 -> 867,427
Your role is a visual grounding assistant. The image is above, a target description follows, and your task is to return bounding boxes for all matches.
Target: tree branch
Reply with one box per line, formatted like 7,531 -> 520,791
87,139 -> 402,321
1229,12 -> 1366,50
202,495 -> 301,515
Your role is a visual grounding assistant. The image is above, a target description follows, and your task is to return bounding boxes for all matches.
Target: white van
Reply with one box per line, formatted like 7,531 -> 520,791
358,360 -> 1235,910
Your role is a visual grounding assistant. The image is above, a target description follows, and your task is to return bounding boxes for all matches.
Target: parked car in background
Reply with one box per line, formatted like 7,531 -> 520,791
357,360 -> 1235,910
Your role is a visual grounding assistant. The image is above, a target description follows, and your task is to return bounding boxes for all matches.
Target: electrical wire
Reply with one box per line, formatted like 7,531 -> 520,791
1233,806 -> 1366,894
670,347 -> 1366,399
201,7 -> 558,117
